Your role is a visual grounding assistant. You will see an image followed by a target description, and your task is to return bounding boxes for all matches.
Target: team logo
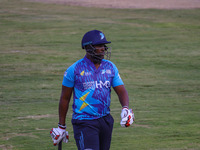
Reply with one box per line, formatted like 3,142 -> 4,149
102,70 -> 106,74
79,92 -> 90,111
100,33 -> 104,40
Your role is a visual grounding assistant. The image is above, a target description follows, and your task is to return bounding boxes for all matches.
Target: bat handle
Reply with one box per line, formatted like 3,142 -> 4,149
58,140 -> 62,150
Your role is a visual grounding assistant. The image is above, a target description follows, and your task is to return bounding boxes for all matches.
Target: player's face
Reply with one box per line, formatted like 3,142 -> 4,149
94,44 -> 106,59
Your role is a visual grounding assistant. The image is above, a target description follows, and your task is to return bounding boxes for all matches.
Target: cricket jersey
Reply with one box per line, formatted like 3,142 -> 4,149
62,56 -> 124,120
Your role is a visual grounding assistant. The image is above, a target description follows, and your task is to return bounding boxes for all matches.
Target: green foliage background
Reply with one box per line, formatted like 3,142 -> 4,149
0,0 -> 200,149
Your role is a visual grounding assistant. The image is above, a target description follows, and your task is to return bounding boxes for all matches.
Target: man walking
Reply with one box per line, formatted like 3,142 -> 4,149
50,30 -> 134,150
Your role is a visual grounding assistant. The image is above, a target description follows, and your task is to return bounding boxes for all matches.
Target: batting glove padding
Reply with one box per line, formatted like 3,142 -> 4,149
120,108 -> 135,127
50,127 -> 69,146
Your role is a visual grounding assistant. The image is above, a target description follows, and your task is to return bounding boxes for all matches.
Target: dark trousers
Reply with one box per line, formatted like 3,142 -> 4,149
72,114 -> 114,150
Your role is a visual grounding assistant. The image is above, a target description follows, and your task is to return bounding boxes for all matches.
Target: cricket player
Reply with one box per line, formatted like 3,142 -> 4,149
50,30 -> 135,150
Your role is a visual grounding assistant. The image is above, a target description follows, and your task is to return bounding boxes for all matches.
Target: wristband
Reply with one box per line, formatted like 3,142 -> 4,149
58,123 -> 66,129
122,106 -> 129,109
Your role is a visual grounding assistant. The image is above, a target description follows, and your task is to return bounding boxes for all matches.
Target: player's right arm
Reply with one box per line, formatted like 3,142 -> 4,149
59,85 -> 73,126
59,61 -> 77,125
50,85 -> 72,146
50,62 -> 76,146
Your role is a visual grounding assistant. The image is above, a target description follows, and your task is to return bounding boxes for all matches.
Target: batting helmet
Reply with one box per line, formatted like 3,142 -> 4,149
81,30 -> 111,49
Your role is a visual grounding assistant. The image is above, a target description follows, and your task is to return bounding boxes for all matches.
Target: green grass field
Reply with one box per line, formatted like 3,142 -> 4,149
0,0 -> 200,149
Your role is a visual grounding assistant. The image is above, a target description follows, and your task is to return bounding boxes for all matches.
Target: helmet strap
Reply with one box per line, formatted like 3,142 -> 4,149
86,48 -> 102,64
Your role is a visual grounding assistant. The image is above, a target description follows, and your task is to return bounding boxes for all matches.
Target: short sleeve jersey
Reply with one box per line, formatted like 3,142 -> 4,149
62,56 -> 124,120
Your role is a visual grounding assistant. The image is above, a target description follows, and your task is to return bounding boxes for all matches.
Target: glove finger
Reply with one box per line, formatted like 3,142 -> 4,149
53,140 -> 58,146
125,118 -> 130,127
129,119 -> 133,125
63,131 -> 69,143
121,117 -> 129,122
125,115 -> 133,127
50,128 -> 58,140
53,135 -> 64,146
120,120 -> 127,127
132,113 -> 135,121
63,137 -> 69,143
120,123 -> 126,127
65,131 -> 69,136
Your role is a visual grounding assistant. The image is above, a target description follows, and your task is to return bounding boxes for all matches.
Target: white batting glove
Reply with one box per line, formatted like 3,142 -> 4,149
120,107 -> 135,127
62,131 -> 69,143
50,125 -> 69,146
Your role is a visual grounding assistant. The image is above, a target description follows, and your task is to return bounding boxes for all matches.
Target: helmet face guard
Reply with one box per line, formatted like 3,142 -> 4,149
84,44 -> 111,64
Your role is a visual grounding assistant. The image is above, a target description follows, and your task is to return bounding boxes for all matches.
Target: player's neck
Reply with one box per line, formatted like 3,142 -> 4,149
86,54 -> 101,69
94,63 -> 100,69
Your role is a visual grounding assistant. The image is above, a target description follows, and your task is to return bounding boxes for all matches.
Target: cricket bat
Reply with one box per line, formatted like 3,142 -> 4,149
58,140 -> 62,150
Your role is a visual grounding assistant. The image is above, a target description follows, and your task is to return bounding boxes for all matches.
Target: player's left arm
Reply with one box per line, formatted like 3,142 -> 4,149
113,85 -> 129,108
113,85 -> 135,127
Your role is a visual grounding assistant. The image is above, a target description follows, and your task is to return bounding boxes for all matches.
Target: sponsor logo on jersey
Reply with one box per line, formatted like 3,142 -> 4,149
118,73 -> 122,79
64,71 -> 67,77
96,80 -> 110,88
85,72 -> 92,76
101,69 -> 111,75
80,70 -> 92,76
83,80 -> 110,90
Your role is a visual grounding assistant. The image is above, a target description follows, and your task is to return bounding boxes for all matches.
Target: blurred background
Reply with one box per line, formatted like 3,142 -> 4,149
0,0 -> 200,149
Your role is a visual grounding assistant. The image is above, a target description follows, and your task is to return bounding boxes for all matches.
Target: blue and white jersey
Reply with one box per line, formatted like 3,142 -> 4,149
62,56 -> 124,120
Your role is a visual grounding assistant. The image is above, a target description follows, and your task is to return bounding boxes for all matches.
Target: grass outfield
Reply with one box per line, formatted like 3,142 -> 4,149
0,0 -> 200,149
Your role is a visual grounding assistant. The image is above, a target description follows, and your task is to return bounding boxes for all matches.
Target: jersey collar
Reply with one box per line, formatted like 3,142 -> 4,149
83,55 -> 104,72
